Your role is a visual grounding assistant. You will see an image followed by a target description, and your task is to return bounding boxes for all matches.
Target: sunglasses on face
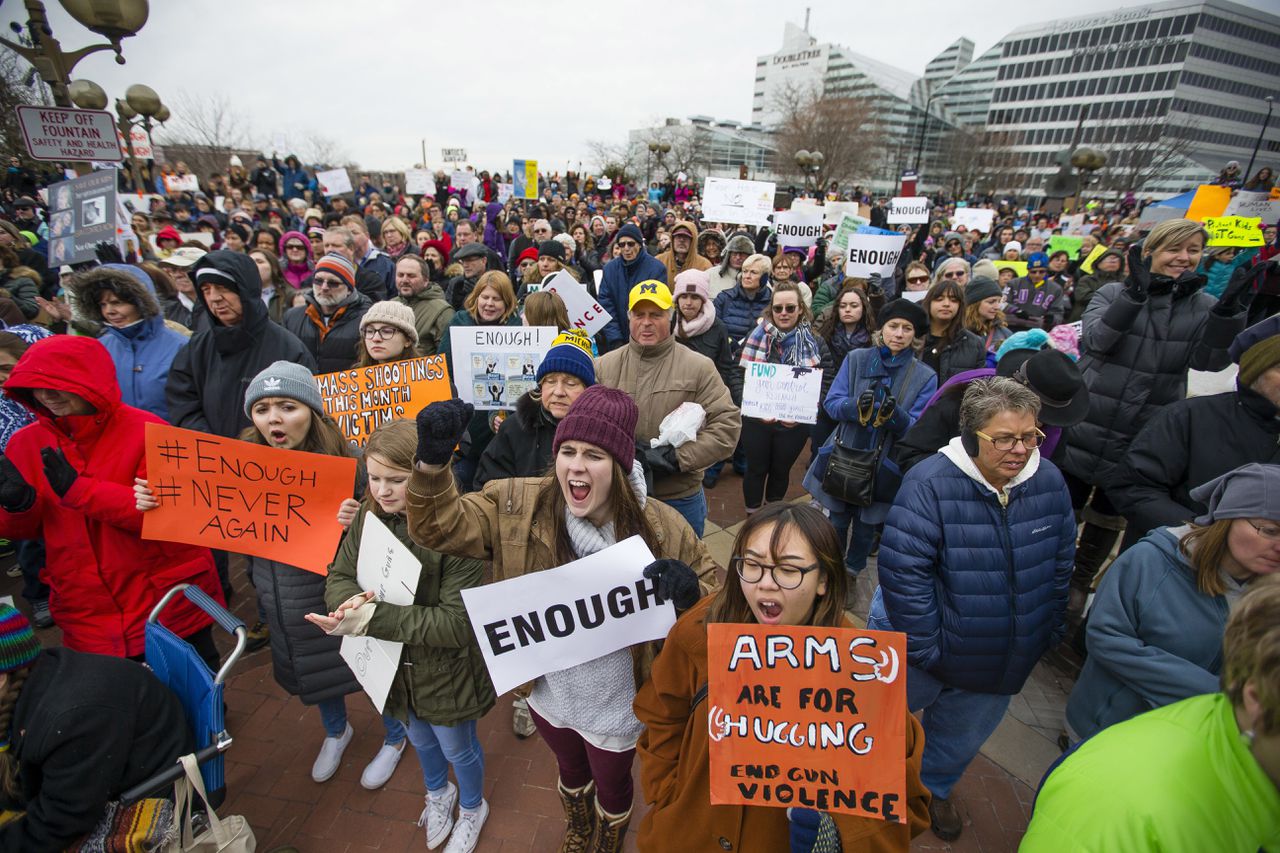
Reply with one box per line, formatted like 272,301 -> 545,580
312,276 -> 347,289
906,275 -> 929,284
942,271 -> 965,280
773,304 -> 798,313
616,240 -> 639,249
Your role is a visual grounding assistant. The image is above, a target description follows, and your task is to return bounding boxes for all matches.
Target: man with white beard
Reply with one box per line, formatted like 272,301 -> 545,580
283,252 -> 372,373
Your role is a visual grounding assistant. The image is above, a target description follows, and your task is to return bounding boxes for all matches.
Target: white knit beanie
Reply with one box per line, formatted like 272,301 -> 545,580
360,300 -> 419,346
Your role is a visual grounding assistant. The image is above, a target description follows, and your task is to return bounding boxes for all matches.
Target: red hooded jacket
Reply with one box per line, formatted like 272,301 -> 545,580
0,336 -> 222,656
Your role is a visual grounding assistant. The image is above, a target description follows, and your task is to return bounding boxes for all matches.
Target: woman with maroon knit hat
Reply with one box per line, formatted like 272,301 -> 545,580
406,388 -> 719,852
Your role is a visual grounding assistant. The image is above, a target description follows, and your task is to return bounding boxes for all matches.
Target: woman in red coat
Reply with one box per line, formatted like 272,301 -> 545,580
0,335 -> 223,666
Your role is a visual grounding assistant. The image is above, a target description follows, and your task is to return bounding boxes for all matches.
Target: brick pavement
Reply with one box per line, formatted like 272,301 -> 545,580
0,461 -> 1068,852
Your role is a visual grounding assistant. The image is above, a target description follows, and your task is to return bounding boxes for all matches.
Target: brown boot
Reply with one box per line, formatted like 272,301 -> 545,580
590,800 -> 631,853
929,796 -> 963,841
557,780 -> 596,853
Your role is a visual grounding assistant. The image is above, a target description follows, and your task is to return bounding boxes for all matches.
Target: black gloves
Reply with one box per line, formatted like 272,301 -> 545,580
640,445 -> 680,476
93,241 -> 124,265
40,448 -> 78,497
788,808 -> 841,853
874,394 -> 898,427
0,455 -> 35,513
642,559 -> 701,611
1123,244 -> 1150,301
866,272 -> 884,296
1216,260 -> 1272,315
415,399 -> 474,466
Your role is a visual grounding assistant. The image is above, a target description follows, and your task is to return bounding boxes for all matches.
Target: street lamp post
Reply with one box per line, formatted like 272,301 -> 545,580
647,141 -> 670,188
794,150 -> 824,195
69,78 -> 166,192
913,92 -> 947,177
1244,96 -> 1276,185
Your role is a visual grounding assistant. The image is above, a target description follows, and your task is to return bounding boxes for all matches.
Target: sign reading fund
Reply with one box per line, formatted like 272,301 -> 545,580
460,537 -> 674,695
707,624 -> 909,822
741,363 -> 822,424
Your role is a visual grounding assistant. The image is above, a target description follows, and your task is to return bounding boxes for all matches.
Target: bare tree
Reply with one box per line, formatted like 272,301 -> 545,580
633,126 -> 710,184
1093,114 -> 1202,195
772,82 -> 885,191
294,133 -> 351,171
0,46 -> 56,172
585,137 -> 635,183
153,90 -> 257,178
936,127 -> 1021,197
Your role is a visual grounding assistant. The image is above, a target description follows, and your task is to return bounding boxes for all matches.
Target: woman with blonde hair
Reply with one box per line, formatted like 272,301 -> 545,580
1058,218 -> 1251,616
380,215 -> 414,260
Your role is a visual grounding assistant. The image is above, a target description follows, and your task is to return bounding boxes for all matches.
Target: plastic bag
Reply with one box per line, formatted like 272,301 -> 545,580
649,402 -> 706,449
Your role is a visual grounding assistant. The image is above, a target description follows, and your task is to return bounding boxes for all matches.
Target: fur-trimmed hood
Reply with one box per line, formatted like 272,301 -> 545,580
68,264 -> 160,324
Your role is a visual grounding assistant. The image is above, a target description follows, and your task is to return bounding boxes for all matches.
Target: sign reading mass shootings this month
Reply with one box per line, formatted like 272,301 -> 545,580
315,355 -> 453,447
141,423 -> 358,575
706,624 -> 909,822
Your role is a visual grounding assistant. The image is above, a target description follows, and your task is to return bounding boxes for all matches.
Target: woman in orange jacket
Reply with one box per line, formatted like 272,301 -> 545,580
634,503 -> 931,852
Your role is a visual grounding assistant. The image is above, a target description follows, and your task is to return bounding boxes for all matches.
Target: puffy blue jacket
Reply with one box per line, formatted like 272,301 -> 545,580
101,318 -> 189,422
878,442 -> 1076,695
713,282 -> 772,357
597,238 -> 667,347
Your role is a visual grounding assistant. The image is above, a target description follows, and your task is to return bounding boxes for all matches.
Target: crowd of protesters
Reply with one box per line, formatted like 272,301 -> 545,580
0,147 -> 1275,852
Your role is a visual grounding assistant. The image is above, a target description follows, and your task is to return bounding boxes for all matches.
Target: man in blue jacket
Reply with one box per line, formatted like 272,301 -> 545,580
867,376 -> 1075,842
596,222 -> 666,350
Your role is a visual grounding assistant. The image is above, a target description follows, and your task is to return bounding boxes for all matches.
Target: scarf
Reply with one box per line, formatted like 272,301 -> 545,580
675,298 -> 716,339
562,460 -> 647,558
740,321 -> 823,368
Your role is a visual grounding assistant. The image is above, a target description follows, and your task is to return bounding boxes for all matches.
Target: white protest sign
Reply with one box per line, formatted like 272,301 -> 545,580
541,271 -> 612,337
460,536 -> 673,696
830,213 -> 870,253
116,124 -> 152,160
496,183 -> 513,203
339,513 -> 423,713
441,147 -> 467,164
952,207 -> 996,233
772,208 -> 824,247
317,168 -> 352,197
846,232 -> 907,279
1136,204 -> 1183,230
888,197 -> 929,224
1224,191 -> 1280,222
1058,213 -> 1085,235
450,170 -> 471,193
16,105 -> 123,163
702,177 -> 776,226
822,201 -> 862,227
450,326 -> 557,410
163,174 -> 199,194
741,363 -> 823,424
404,169 -> 436,196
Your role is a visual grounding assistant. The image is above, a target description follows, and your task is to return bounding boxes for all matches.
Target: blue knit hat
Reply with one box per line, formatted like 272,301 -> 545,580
536,330 -> 595,387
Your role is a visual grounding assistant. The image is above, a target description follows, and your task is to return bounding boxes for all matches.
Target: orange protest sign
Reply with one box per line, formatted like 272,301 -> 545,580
315,354 -> 453,447
706,624 -> 908,822
1185,184 -> 1231,222
141,422 -> 357,575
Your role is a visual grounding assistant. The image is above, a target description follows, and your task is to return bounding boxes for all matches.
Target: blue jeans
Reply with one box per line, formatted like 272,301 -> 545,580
317,697 -> 407,745
408,714 -> 485,810
663,488 -> 708,538
827,508 -> 877,575
868,588 -> 1011,800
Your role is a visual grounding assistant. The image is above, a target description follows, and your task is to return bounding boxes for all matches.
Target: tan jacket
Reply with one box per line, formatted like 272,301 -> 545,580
595,335 -> 741,500
654,220 -> 712,285
405,465 -> 722,689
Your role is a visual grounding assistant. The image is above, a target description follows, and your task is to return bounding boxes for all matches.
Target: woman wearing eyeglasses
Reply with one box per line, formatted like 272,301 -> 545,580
738,282 -> 834,514
355,301 -> 423,367
1065,463 -> 1280,744
634,503 -> 931,852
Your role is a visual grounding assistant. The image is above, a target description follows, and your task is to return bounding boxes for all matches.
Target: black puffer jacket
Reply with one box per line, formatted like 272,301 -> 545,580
165,250 -> 316,438
1109,387 -> 1280,541
1059,278 -> 1245,489
282,289 -> 372,374
676,317 -> 738,403
473,391 -> 558,490
921,328 -> 987,384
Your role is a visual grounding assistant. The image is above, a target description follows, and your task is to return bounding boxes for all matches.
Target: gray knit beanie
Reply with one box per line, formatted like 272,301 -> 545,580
243,360 -> 325,417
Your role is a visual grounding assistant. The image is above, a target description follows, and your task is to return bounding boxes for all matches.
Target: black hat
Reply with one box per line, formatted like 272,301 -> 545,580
538,239 -> 566,263
965,276 -> 1003,304
878,298 -> 927,336
12,196 -> 36,209
1013,349 -> 1089,427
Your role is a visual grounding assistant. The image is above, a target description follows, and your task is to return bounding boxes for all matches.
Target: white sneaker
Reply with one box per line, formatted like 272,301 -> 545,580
360,740 -> 406,790
311,723 -> 353,783
418,780 -> 457,850
442,799 -> 488,853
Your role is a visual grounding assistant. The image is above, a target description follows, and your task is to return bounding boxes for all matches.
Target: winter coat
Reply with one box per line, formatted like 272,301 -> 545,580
69,264 -> 189,422
1066,265 -> 1124,323
712,282 -> 772,357
1023,694 -> 1280,853
921,328 -> 986,384
1108,388 -> 1280,541
1201,246 -> 1258,299
0,335 -> 221,656
397,284 -> 453,355
1,649 -> 194,853
274,157 -> 310,202
405,464 -> 719,693
1065,527 -> 1230,741
473,391 -> 558,490
634,597 -> 931,853
357,246 -> 396,299
0,267 -> 40,319
805,345 -> 938,521
166,251 -> 316,438
1058,279 -> 1245,489
438,309 -> 523,473
597,236 -> 668,347
283,289 -> 372,374
326,505 -> 494,724
653,221 -> 712,285
707,234 -> 755,298
0,325 -> 51,449
877,439 -> 1075,694
594,335 -> 741,500
1003,276 -> 1066,330
676,317 -> 738,404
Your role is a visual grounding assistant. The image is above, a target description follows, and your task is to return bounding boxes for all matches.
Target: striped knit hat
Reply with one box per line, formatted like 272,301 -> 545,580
313,252 -> 356,288
0,605 -> 40,674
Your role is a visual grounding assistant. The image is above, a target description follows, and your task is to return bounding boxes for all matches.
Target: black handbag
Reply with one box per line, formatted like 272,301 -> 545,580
820,361 -> 916,507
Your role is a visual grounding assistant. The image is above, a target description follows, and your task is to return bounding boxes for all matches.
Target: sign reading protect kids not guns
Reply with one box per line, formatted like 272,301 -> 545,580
706,624 -> 908,822
142,422 -> 358,575
315,355 -> 453,447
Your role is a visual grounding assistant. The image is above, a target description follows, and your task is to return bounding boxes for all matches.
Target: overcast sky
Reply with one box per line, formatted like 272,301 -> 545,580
5,0 -> 1275,173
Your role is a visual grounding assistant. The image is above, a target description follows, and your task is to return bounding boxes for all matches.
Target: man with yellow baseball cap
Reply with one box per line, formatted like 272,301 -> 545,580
628,279 -> 673,312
